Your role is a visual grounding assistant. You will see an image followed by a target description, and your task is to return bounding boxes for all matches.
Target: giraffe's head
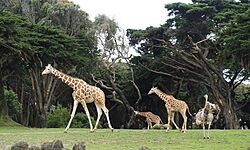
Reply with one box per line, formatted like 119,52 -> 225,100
204,94 -> 208,102
42,64 -> 53,75
134,111 -> 139,115
148,87 -> 158,95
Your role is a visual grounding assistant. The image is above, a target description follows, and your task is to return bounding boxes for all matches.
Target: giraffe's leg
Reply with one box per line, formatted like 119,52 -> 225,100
80,101 -> 94,132
180,110 -> 187,133
93,103 -> 103,131
166,111 -> 171,132
146,118 -> 152,130
202,123 -> 206,139
101,106 -> 114,131
207,122 -> 212,139
170,112 -> 180,130
149,122 -> 153,129
146,120 -> 150,130
165,106 -> 171,132
64,99 -> 78,133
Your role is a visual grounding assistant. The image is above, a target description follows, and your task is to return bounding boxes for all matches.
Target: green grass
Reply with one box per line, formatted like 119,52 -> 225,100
0,116 -> 22,127
0,127 -> 249,150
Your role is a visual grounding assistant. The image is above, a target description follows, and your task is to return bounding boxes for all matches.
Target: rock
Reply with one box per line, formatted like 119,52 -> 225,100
11,141 -> 29,150
51,140 -> 64,149
72,142 -> 86,150
41,142 -> 52,150
41,140 -> 64,150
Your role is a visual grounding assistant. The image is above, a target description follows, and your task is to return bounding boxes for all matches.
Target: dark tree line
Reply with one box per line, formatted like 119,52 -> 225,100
0,0 -> 249,129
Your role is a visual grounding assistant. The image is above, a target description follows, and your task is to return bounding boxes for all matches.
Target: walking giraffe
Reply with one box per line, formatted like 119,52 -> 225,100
42,64 -> 113,132
148,87 -> 191,133
134,111 -> 162,130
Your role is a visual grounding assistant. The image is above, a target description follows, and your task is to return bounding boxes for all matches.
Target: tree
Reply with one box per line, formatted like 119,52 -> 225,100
91,14 -> 142,128
0,10 -> 97,127
127,0 -> 250,129
0,0 -> 97,127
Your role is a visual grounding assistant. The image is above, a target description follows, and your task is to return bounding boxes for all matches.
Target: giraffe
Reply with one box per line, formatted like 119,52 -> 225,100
195,94 -> 220,139
42,64 -> 113,132
134,111 -> 162,130
148,87 -> 191,133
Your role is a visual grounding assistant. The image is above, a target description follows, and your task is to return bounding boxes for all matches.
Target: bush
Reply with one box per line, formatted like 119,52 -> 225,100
47,105 -> 70,128
71,112 -> 102,128
47,105 -> 102,128
4,88 -> 22,120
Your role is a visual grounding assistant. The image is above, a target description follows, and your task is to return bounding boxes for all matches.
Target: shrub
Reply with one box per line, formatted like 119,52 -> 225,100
4,88 -> 22,120
47,105 -> 102,128
47,105 -> 70,128
71,112 -> 102,128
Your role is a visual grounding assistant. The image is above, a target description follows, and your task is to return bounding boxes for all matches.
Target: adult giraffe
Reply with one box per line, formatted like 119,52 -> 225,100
42,64 -> 113,132
148,87 -> 191,133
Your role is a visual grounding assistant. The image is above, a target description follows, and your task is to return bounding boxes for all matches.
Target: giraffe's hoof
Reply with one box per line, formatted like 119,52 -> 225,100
90,129 -> 95,133
111,128 -> 114,132
207,137 -> 210,139
181,130 -> 186,133
63,130 -> 68,133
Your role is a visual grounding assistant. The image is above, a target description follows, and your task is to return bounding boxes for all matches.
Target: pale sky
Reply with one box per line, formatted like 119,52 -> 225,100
70,0 -> 192,30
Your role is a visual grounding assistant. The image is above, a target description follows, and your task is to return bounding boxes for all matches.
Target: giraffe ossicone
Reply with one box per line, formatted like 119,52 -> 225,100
42,64 -> 114,132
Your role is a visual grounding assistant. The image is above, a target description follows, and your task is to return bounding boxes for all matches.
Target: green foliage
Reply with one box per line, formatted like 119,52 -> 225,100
47,105 -> 70,128
47,105 -> 101,128
71,112 -> 102,128
235,83 -> 250,101
214,2 -> 250,69
0,9 -> 97,77
0,0 -> 98,128
4,88 -> 22,119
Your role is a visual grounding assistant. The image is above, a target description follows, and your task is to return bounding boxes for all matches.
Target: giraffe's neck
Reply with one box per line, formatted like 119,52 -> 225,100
51,68 -> 85,88
154,89 -> 172,103
137,112 -> 148,117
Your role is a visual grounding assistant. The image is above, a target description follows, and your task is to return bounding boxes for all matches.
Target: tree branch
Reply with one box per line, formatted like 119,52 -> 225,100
91,74 -> 113,90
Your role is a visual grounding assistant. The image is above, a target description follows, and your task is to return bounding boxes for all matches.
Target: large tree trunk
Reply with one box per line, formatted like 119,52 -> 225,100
223,103 -> 238,129
210,78 -> 238,129
28,64 -> 58,127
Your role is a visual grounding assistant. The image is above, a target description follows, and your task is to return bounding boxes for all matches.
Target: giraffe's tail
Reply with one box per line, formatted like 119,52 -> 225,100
160,119 -> 163,124
187,107 -> 193,118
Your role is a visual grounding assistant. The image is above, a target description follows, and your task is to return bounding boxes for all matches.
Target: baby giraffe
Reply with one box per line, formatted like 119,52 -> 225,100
42,64 -> 113,132
134,111 -> 162,130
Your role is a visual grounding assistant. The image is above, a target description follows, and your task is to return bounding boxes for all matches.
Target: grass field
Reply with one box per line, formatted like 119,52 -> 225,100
0,127 -> 249,150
